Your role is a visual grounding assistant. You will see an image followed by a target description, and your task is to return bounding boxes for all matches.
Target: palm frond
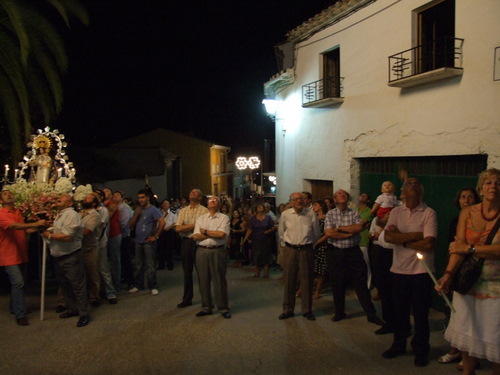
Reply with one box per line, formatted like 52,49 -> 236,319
0,0 -> 30,66
45,0 -> 89,27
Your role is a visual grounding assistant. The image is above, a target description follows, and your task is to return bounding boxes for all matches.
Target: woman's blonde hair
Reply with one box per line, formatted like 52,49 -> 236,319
476,168 -> 500,196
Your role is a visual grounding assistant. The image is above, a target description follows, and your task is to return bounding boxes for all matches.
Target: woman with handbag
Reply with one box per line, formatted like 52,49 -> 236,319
436,168 -> 500,375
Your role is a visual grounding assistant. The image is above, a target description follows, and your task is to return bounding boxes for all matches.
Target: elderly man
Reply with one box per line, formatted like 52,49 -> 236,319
175,189 -> 208,308
325,189 -> 383,325
379,178 -> 437,367
0,189 -> 45,326
42,194 -> 89,327
80,194 -> 102,306
278,192 -> 320,321
193,196 -> 231,319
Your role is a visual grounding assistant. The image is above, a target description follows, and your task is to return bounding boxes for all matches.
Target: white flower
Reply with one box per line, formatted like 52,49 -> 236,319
74,184 -> 93,201
54,177 -> 74,194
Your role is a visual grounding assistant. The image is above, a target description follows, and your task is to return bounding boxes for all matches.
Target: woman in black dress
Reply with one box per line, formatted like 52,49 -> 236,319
229,209 -> 246,267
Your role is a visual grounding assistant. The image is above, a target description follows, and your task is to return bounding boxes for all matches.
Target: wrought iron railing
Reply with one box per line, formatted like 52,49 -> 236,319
388,36 -> 464,83
302,76 -> 343,105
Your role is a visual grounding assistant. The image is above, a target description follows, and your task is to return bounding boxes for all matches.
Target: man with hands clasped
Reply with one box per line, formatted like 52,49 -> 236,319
193,196 -> 231,319
379,178 -> 437,367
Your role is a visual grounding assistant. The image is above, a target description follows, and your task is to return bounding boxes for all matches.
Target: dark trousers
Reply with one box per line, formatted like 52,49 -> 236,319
53,249 -> 89,317
158,230 -> 175,269
370,243 -> 394,325
327,244 -> 376,316
180,237 -> 198,304
391,272 -> 432,356
282,245 -> 314,314
120,236 -> 135,288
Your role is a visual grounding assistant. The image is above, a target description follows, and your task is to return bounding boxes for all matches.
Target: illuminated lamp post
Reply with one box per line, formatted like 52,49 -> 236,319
236,156 -> 263,195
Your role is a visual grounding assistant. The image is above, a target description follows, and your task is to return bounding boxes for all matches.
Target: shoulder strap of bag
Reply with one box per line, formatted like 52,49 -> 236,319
484,217 -> 500,245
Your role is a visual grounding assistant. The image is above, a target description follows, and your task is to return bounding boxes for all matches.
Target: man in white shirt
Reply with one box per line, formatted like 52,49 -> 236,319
193,196 -> 231,319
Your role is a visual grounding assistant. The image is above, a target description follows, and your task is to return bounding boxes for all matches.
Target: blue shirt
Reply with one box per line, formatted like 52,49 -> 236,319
135,205 -> 162,244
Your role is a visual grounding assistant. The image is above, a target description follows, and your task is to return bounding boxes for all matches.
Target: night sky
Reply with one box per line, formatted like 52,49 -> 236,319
55,0 -> 334,157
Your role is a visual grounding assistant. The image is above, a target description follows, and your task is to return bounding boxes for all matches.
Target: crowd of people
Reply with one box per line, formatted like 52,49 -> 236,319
0,168 -> 499,374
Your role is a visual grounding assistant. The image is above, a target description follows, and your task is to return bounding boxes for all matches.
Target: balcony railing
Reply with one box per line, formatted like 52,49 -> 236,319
302,76 -> 344,107
388,36 -> 464,87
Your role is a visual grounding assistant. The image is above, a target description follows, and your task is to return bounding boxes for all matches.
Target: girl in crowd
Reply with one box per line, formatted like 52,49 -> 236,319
229,209 -> 246,267
438,186 -> 480,366
312,200 -> 329,300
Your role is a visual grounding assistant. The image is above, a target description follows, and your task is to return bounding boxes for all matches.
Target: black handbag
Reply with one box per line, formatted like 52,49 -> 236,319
451,217 -> 500,295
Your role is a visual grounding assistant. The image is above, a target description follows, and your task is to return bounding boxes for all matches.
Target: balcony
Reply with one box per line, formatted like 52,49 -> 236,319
388,37 -> 464,88
302,76 -> 344,108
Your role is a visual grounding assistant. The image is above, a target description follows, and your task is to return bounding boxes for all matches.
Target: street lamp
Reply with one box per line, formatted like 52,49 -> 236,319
262,99 -> 279,120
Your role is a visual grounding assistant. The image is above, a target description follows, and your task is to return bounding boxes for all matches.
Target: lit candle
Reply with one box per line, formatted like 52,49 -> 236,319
416,252 -> 455,313
14,169 -> 18,180
57,168 -> 62,179
4,164 -> 9,179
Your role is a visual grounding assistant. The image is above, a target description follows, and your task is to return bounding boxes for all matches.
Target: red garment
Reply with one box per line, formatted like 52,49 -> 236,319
105,200 -> 121,238
0,207 -> 28,266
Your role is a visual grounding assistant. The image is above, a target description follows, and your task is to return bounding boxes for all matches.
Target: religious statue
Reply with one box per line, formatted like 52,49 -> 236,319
29,135 -> 54,184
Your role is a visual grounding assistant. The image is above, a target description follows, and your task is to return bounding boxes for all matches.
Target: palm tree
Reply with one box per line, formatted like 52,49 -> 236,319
0,0 -> 88,163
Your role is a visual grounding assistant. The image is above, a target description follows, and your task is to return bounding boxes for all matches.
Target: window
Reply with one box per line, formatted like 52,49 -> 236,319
416,0 -> 455,73
323,47 -> 341,98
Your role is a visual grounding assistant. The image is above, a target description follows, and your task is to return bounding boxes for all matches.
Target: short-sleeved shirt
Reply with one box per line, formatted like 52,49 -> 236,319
81,209 -> 102,251
194,212 -> 230,247
135,205 -> 163,244
278,207 -> 320,246
379,202 -> 437,275
175,204 -> 209,238
375,193 -> 398,208
0,207 -> 28,266
325,207 -> 362,248
117,203 -> 132,237
51,207 -> 83,257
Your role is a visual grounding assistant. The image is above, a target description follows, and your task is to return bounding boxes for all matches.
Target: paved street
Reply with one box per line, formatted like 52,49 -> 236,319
0,262 -> 492,375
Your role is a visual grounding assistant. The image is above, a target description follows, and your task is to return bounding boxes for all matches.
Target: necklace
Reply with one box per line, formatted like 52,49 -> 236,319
481,202 -> 500,222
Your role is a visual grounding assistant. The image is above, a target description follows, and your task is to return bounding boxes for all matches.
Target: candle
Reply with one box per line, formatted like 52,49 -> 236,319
57,168 -> 62,179
14,169 -> 18,180
4,164 -> 9,179
416,252 -> 455,313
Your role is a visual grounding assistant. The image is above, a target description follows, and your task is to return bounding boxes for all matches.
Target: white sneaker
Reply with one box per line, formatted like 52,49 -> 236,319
128,287 -> 139,294
151,289 -> 159,296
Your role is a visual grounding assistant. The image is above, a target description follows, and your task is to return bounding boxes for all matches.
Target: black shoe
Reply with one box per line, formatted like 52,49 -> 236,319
375,324 -> 393,335
90,300 -> 101,307
367,314 -> 384,326
382,346 -> 406,359
108,298 -> 118,305
195,311 -> 212,317
59,310 -> 79,319
331,313 -> 346,322
167,265 -> 174,270
55,305 -> 67,313
303,312 -> 316,321
414,355 -> 429,367
177,301 -> 192,308
16,317 -> 29,326
222,312 -> 231,319
77,316 -> 90,327
278,312 -> 294,320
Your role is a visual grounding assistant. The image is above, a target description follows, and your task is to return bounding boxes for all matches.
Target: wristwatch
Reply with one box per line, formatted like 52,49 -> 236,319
204,229 -> 208,236
468,245 -> 476,254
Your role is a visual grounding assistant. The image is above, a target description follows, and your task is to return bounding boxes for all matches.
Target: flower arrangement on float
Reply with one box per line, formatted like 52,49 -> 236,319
2,127 -> 89,221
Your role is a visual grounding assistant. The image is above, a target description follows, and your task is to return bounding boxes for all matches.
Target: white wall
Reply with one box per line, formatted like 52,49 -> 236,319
274,0 -> 500,203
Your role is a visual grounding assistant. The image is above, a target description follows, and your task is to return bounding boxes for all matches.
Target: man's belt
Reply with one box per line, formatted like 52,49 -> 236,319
285,242 -> 312,250
198,244 -> 224,249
